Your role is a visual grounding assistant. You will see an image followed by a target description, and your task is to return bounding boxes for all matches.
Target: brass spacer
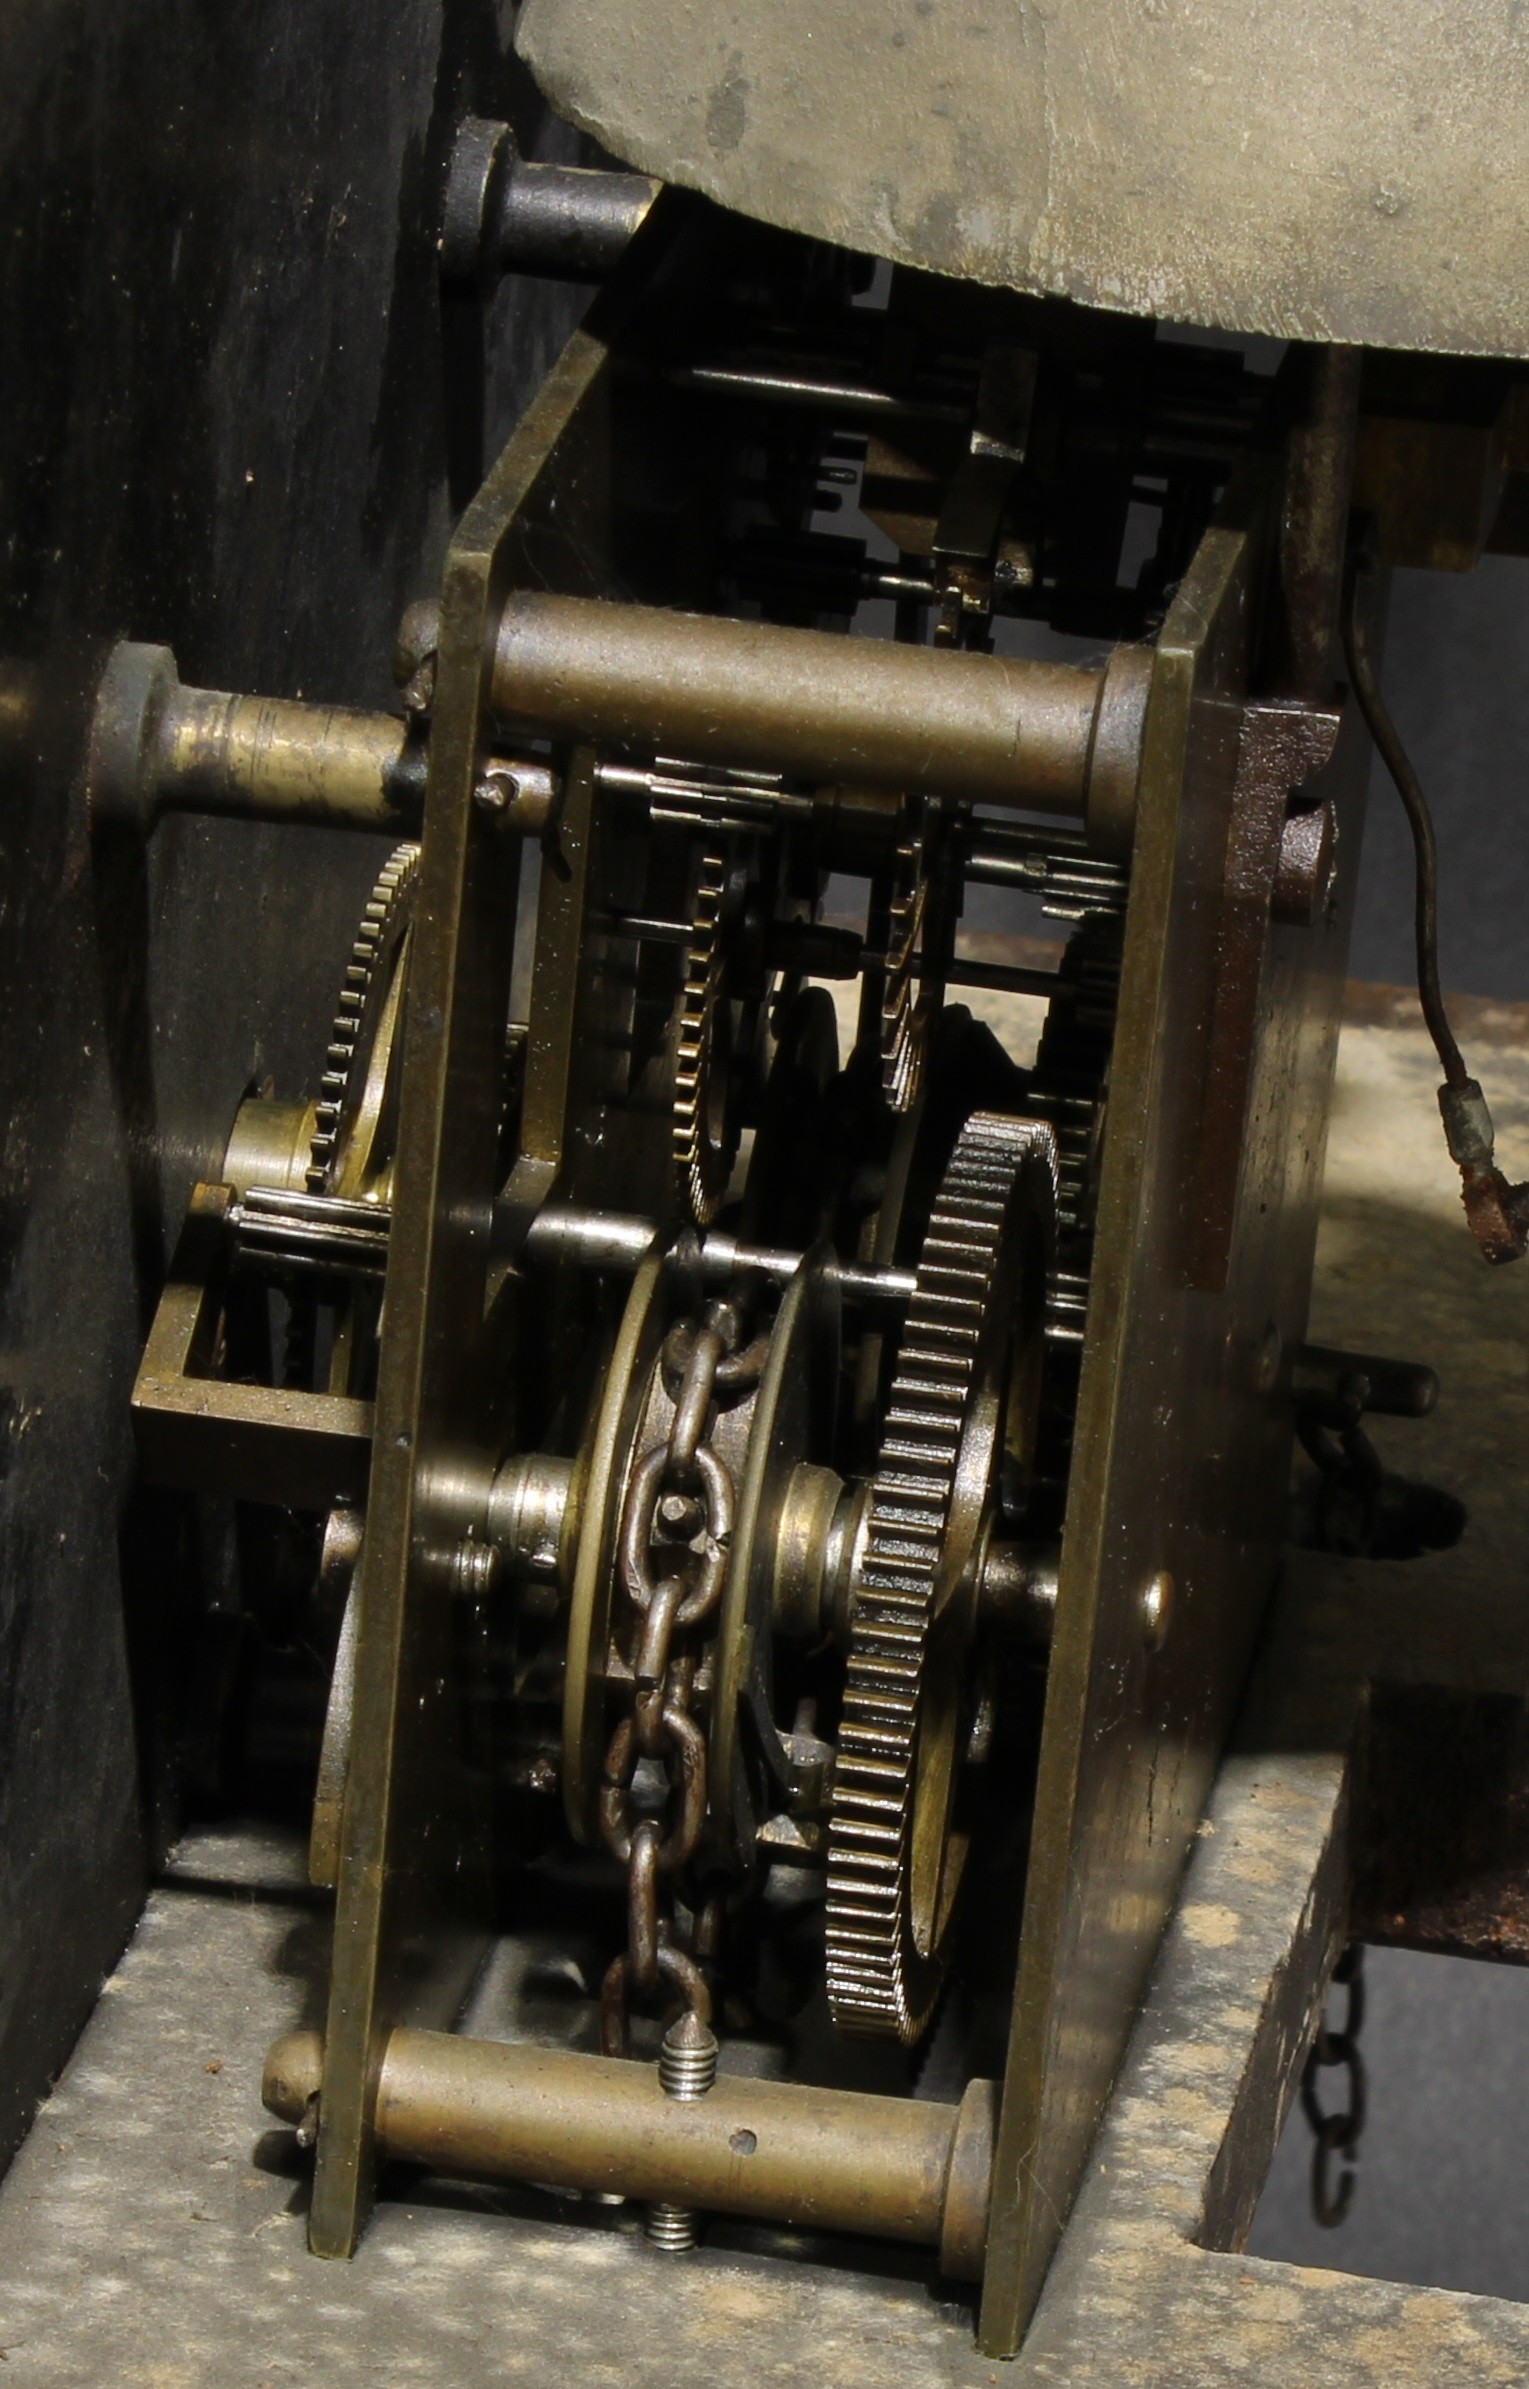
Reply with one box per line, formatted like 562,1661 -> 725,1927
1083,641 -> 1153,862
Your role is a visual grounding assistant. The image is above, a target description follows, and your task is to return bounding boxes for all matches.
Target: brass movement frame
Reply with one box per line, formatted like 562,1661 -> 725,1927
131,1185 -> 374,1510
309,262 -> 635,2255
283,200 -> 1368,2355
981,463 -> 1364,2349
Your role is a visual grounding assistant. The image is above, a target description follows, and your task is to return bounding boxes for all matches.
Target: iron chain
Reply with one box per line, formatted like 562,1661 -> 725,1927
1302,1942 -> 1366,2228
598,1293 -> 765,2056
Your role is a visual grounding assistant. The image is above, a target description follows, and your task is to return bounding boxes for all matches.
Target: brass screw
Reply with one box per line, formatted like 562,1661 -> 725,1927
1140,1569 -> 1173,1652
473,765 -> 514,814
657,1490 -> 703,1539
473,761 -> 555,835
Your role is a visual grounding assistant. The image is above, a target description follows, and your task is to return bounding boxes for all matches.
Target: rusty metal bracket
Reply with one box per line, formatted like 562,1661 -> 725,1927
130,1184 -> 374,1510
1185,697 -> 1343,1294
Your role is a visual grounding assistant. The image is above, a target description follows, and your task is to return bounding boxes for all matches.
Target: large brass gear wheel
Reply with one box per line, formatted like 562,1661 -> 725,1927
825,1108 -> 1058,2042
306,840 -> 421,1199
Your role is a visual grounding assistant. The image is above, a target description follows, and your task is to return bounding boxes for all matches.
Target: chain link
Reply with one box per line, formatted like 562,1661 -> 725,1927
1302,1942 -> 1366,2227
598,1293 -> 766,2057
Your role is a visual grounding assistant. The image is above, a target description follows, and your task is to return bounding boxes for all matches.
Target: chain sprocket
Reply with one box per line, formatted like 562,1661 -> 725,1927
826,1107 -> 1057,2041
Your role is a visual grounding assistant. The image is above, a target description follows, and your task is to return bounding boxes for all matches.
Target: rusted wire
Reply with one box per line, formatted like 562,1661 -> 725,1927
1342,565 -> 1467,1090
1345,563 -> 1529,1263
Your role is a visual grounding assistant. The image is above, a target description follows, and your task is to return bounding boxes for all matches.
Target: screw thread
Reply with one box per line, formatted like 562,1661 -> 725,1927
658,2016 -> 718,2101
646,2012 -> 718,2251
645,2201 -> 698,2251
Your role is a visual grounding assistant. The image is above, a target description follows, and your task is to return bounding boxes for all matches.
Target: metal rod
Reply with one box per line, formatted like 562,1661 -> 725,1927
1277,345 -> 1362,702
596,904 -> 1065,998
965,840 -> 1126,888
665,364 -> 968,426
232,1189 -> 391,1277
442,118 -> 659,286
867,568 -> 939,602
805,1250 -> 899,1306
517,1207 -> 918,1310
232,1189 -> 919,1307
598,760 -> 813,824
939,956 -> 1062,998
493,592 -> 1118,822
87,642 -> 424,838
1290,1343 -> 1438,1421
969,820 -> 1094,859
520,1206 -> 660,1272
977,1540 -> 1059,1644
491,162 -> 658,282
157,686 -> 422,833
264,2028 -> 996,2276
706,1235 -> 918,1310
604,914 -> 694,946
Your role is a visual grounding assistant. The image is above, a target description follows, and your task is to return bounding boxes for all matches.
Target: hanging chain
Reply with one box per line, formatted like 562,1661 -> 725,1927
1302,1942 -> 1367,2227
598,1293 -> 768,2058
